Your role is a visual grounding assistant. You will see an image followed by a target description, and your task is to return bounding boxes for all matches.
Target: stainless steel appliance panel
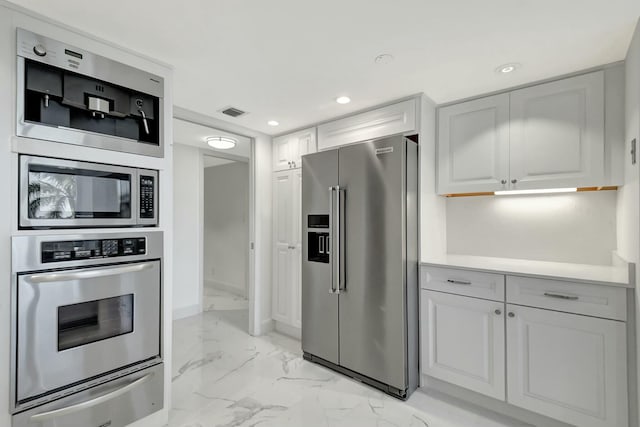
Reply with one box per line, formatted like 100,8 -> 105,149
302,149 -> 339,364
19,155 -> 158,229
16,28 -> 164,158
337,136 -> 408,391
12,363 -> 163,427
16,260 -> 161,402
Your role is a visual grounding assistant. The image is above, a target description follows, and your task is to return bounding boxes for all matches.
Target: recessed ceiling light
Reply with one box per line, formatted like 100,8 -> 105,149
206,136 -> 236,150
267,120 -> 279,127
375,54 -> 394,65
495,63 -> 521,74
336,96 -> 351,104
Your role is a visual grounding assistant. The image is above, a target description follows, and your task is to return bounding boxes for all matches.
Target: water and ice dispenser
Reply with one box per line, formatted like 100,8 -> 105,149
307,215 -> 329,263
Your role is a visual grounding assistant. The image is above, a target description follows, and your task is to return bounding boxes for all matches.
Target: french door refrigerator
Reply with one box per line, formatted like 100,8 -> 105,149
301,135 -> 419,400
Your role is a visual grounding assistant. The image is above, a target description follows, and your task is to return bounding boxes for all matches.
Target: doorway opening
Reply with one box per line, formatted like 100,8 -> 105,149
202,154 -> 250,332
172,116 -> 253,334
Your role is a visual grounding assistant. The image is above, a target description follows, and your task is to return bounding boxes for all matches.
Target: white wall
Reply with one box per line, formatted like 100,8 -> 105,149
173,144 -> 203,319
204,162 -> 249,296
447,191 -> 618,265
617,17 -> 640,426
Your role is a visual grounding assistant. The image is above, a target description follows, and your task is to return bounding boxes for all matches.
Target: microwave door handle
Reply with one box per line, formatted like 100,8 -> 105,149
30,373 -> 154,422
27,262 -> 154,284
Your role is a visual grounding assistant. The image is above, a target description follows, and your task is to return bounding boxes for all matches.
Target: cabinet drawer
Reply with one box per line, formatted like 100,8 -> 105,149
506,276 -> 626,321
421,266 -> 504,301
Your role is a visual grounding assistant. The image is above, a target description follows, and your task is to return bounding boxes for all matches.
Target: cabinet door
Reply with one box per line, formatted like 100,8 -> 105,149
272,135 -> 292,172
291,169 -> 302,328
290,128 -> 317,169
421,290 -> 505,400
272,171 -> 292,323
437,94 -> 510,194
509,71 -> 605,189
506,305 -> 627,427
317,100 -> 417,150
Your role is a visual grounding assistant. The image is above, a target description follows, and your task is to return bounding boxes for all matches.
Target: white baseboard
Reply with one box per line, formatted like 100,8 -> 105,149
172,303 -> 201,321
204,279 -> 246,298
275,321 -> 301,340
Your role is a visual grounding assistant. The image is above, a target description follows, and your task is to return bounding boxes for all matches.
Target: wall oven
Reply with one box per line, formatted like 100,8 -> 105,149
16,28 -> 164,158
11,231 -> 163,426
20,155 -> 158,229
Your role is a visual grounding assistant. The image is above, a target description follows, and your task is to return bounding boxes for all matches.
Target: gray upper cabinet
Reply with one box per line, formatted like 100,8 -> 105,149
272,127 -> 317,171
317,100 -> 417,150
437,71 -> 610,194
437,94 -> 510,194
509,71 -> 604,190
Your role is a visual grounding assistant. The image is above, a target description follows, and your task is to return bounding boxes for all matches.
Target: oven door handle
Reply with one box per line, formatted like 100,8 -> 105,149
28,262 -> 155,283
29,373 -> 154,422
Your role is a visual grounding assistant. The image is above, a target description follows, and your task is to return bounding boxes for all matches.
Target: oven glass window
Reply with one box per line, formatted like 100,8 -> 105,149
58,294 -> 134,351
27,164 -> 132,220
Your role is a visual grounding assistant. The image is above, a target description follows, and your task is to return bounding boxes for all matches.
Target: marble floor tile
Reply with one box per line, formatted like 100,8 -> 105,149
203,286 -> 249,312
170,310 -> 530,427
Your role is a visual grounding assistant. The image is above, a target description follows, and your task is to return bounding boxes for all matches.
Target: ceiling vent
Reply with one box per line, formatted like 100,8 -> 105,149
220,107 -> 247,118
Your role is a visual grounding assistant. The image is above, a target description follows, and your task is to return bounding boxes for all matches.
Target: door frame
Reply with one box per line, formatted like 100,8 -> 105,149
173,108 -> 259,335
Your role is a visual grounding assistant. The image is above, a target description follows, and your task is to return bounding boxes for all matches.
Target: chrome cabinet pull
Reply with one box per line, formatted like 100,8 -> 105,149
511,179 -> 518,184
28,262 -> 155,284
446,279 -> 471,285
494,309 -> 502,315
501,179 -> 507,185
508,312 -> 515,318
543,292 -> 579,301
30,373 -> 154,422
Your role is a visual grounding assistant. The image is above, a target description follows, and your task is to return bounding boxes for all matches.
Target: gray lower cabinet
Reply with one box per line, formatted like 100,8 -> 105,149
420,265 -> 629,427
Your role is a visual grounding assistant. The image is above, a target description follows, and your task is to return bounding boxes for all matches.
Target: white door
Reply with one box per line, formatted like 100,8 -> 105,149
272,171 -> 292,323
290,128 -> 317,169
272,135 -> 292,172
506,304 -> 627,427
421,290 -> 505,400
509,71 -> 605,189
437,94 -> 510,194
291,169 -> 303,328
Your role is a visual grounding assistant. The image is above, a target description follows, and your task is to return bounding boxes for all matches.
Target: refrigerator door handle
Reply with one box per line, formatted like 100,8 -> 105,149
336,186 -> 345,293
328,186 -> 337,294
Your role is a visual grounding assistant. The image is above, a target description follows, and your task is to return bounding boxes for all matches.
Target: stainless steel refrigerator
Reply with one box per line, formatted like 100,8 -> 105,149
301,135 -> 419,400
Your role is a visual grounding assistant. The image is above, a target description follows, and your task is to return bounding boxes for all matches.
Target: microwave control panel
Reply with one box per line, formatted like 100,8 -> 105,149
42,237 -> 146,263
139,175 -> 155,219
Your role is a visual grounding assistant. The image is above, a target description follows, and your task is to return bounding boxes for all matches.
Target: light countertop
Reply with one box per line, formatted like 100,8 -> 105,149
421,254 -> 632,288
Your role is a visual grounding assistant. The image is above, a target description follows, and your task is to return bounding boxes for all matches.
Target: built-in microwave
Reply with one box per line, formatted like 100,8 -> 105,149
19,155 -> 158,229
16,28 -> 164,158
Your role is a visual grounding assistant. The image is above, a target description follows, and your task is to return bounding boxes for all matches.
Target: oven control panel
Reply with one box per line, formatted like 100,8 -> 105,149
42,237 -> 146,263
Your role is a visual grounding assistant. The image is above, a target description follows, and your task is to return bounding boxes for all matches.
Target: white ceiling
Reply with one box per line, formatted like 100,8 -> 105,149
173,118 -> 251,158
11,0 -> 640,135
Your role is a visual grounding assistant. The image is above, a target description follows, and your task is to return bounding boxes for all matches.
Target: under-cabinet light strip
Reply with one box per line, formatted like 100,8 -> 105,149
494,188 -> 577,196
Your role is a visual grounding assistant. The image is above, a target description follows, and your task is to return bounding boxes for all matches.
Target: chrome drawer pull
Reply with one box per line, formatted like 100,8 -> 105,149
543,292 -> 579,301
446,279 -> 471,285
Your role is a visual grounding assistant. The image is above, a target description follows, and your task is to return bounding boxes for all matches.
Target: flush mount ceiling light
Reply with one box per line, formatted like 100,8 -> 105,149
336,96 -> 351,104
267,120 -> 279,127
374,53 -> 394,65
494,188 -> 577,196
206,136 -> 237,150
495,63 -> 521,74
